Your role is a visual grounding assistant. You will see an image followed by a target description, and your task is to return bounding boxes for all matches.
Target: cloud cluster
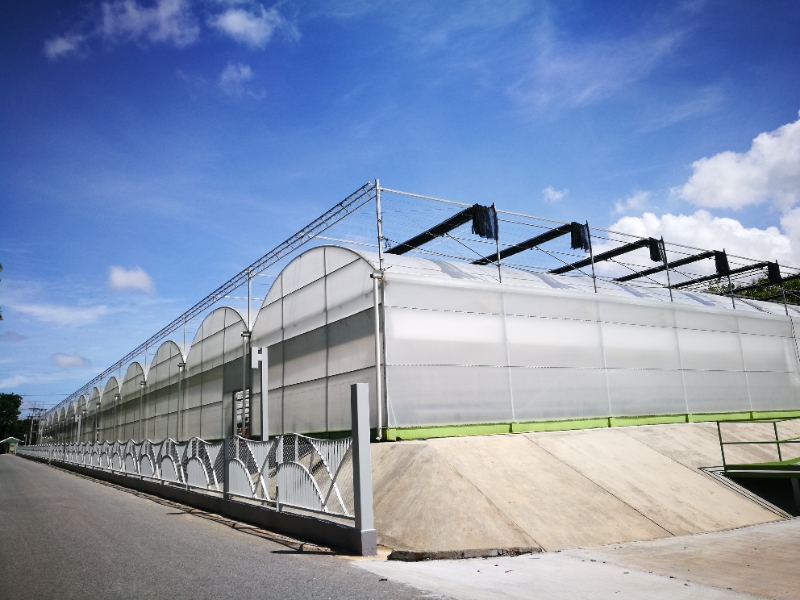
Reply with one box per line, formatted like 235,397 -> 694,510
542,186 -> 568,203
675,113 -> 800,210
108,266 -> 154,293
609,210 -> 796,266
100,0 -> 200,47
209,5 -> 289,48
9,303 -> 110,326
509,27 -> 685,113
44,0 -> 292,60
219,62 -> 254,96
50,353 -> 91,369
614,191 -> 649,214
0,331 -> 27,342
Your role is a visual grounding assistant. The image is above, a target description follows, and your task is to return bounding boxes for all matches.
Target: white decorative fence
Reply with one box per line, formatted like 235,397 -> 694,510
18,433 -> 354,518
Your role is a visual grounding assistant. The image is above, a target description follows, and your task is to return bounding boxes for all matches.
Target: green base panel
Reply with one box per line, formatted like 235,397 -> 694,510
384,410 -> 800,442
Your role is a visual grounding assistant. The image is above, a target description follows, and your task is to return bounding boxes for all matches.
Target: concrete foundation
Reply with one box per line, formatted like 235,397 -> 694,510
372,423 -> 783,554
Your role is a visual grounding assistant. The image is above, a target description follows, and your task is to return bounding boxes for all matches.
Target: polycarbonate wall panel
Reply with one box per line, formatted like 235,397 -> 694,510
607,369 -> 687,416
327,310 -> 374,376
385,279 -> 504,314
510,367 -> 609,422
601,323 -> 681,370
282,379 -> 327,434
506,316 -> 604,368
738,314 -> 793,337
741,334 -> 798,373
282,328 -> 327,387
677,329 -> 745,371
504,290 -> 599,321
683,370 -> 751,413
327,368 -> 377,430
325,259 -> 372,313
598,299 -> 676,328
386,365 -> 513,427
385,308 -> 507,366
748,372 -> 800,411
281,247 -> 325,295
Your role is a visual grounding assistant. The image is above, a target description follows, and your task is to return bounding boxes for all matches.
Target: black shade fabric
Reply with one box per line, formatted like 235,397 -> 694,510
472,205 -> 498,240
768,261 -> 782,284
714,251 -> 730,276
648,238 -> 665,263
570,222 -> 590,251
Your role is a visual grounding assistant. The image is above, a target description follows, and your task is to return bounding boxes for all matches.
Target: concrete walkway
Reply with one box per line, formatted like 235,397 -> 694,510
372,423 -> 785,553
357,518 -> 800,599
0,456 -> 434,599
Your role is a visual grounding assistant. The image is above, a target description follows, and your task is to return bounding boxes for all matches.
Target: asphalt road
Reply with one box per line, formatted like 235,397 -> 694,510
0,455 -> 439,600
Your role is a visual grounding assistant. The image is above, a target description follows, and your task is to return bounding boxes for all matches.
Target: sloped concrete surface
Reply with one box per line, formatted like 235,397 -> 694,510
372,423 -> 781,553
531,428 -> 773,536
357,518 -> 800,599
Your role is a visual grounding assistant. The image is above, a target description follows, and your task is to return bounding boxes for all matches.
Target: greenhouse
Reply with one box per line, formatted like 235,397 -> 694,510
43,243 -> 800,443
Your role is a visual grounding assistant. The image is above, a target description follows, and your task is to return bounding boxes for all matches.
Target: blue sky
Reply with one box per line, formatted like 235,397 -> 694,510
1,0 -> 799,409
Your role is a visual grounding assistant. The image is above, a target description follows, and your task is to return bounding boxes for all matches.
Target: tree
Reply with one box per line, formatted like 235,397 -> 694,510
707,274 -> 800,305
0,392 -> 22,439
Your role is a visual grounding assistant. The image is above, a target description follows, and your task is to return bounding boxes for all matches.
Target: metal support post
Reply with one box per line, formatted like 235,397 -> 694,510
177,361 -> 185,441
660,237 -> 673,302
139,380 -> 145,442
251,347 -> 268,440
492,202 -> 502,283
372,178 -> 385,442
28,409 -> 35,447
586,221 -> 597,293
351,383 -> 377,556
114,393 -> 121,441
370,273 -> 383,441
241,331 -> 251,438
94,402 -> 100,442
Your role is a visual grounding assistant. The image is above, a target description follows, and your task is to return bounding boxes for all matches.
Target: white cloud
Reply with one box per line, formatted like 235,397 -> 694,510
209,5 -> 287,48
100,0 -> 200,47
0,331 -> 27,342
614,190 -> 649,214
675,112 -> 800,210
608,210 -> 796,267
51,353 -> 92,369
509,28 -> 684,112
219,62 -> 261,97
108,266 -> 154,293
542,186 -> 568,203
43,33 -> 88,60
9,303 -> 110,326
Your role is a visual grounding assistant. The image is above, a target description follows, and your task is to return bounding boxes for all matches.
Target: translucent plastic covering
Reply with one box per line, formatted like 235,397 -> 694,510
251,246 -> 377,436
185,307 -> 248,440
376,252 -> 800,427
121,363 -> 145,440
77,244 -> 800,442
145,341 -> 184,441
250,244 -> 800,434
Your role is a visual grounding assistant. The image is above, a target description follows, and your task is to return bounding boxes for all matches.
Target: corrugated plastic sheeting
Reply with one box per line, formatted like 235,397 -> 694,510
121,362 -> 144,440
146,340 -> 183,441
386,365 -> 513,427
249,246 -> 379,435
381,269 -> 800,428
183,307 -> 247,441
510,367 -> 610,421
89,386 -> 106,440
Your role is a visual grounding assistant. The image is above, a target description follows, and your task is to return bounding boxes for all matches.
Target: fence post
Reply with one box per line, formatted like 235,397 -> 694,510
351,383 -> 377,556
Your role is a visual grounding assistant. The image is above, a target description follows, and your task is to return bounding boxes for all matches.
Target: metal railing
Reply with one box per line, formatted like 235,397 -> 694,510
717,417 -> 800,470
19,383 -> 377,555
18,433 -> 354,518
